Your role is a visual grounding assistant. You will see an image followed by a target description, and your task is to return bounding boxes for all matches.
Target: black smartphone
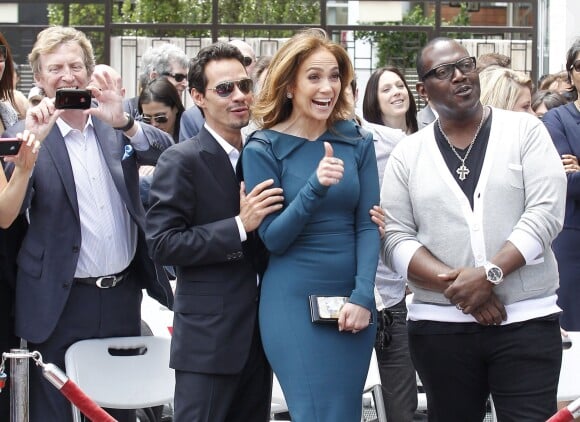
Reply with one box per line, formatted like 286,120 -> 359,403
55,88 -> 92,110
0,138 -> 23,156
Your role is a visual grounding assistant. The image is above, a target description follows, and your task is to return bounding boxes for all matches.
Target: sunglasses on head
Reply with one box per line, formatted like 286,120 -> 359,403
161,72 -> 187,83
208,78 -> 253,98
242,56 -> 253,67
569,60 -> 580,73
421,56 -> 477,81
141,113 -> 169,124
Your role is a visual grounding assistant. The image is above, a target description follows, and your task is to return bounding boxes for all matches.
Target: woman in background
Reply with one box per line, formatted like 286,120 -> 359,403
479,66 -> 534,113
242,29 -> 379,421
531,89 -> 568,119
362,66 -> 418,135
542,39 -> 580,331
138,77 -> 185,143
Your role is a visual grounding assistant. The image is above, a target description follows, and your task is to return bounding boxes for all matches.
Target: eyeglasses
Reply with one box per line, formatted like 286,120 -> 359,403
141,113 -> 169,124
242,56 -> 253,67
208,78 -> 253,98
421,56 -> 477,81
569,60 -> 580,73
161,72 -> 187,83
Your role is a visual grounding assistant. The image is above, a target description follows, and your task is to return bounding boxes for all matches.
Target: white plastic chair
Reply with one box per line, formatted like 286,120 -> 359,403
64,335 -> 174,422
362,350 -> 387,422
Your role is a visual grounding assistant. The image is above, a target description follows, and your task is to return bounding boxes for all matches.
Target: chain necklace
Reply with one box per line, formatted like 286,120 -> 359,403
437,107 -> 487,181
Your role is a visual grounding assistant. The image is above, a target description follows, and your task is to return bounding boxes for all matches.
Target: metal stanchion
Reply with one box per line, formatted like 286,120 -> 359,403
9,349 -> 29,422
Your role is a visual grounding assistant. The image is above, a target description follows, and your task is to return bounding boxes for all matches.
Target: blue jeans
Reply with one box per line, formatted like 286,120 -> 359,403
374,299 -> 418,422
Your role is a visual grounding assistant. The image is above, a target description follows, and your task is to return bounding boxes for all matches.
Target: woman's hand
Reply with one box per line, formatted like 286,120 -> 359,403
562,154 -> 580,173
338,302 -> 371,334
370,205 -> 386,239
4,130 -> 42,172
316,142 -> 344,187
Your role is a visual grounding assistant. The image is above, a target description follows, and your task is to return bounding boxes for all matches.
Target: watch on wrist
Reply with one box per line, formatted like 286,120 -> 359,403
113,112 -> 134,132
484,261 -> 504,285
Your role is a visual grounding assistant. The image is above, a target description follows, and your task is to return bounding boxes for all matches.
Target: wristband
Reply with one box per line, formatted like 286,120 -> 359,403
113,112 -> 135,132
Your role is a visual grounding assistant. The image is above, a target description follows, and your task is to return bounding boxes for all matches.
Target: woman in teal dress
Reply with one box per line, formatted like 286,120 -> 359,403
241,29 -> 380,422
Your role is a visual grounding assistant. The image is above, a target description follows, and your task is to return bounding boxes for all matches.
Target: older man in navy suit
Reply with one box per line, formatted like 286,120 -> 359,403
4,26 -> 173,422
146,42 -> 283,422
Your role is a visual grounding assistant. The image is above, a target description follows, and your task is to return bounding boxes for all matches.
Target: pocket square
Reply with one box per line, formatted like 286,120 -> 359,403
122,145 -> 134,161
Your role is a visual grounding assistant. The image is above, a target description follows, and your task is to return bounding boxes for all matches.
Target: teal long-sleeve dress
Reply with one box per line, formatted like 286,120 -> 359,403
242,120 -> 380,422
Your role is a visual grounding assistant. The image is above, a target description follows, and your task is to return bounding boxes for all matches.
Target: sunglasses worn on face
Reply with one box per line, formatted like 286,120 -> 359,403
0,45 -> 5,60
141,113 -> 169,124
208,78 -> 253,98
161,72 -> 187,83
421,56 -> 477,81
570,60 -> 580,73
242,56 -> 253,67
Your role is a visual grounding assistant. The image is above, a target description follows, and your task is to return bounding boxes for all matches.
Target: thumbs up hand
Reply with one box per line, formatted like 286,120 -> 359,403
316,141 -> 344,187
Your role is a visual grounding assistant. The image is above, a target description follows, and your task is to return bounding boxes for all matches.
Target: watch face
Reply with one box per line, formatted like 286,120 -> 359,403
488,267 -> 502,282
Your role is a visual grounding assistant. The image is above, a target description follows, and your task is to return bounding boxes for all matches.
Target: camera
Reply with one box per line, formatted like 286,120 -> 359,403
0,138 -> 23,156
55,89 -> 92,110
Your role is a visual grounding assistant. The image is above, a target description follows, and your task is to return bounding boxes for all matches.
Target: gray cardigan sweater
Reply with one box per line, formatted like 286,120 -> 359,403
381,107 -> 566,306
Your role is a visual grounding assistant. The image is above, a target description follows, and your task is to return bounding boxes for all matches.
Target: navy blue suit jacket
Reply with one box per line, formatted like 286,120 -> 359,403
543,102 -> 580,229
4,118 -> 173,343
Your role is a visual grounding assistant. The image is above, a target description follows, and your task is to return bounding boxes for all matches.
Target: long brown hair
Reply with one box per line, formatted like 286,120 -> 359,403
0,32 -> 15,105
252,28 -> 354,129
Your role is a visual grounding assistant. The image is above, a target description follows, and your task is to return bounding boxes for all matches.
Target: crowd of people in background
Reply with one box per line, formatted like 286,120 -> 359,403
0,22 -> 579,422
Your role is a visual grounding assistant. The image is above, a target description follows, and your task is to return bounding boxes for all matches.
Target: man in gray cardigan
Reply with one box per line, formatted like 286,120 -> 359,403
381,37 -> 566,421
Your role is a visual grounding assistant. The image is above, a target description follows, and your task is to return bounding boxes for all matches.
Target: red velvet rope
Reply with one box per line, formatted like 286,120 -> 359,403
60,380 -> 117,422
546,408 -> 573,422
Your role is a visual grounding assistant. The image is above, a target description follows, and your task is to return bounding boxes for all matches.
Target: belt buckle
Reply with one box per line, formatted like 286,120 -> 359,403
96,275 -> 117,289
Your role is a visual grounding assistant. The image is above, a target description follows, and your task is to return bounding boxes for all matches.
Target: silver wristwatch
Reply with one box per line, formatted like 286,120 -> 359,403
483,261 -> 504,285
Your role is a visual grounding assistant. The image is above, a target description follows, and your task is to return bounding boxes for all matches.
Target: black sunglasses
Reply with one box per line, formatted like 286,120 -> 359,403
208,78 -> 253,98
0,45 -> 5,59
242,56 -> 253,67
161,72 -> 187,83
141,113 -> 169,124
421,56 -> 477,81
569,60 -> 580,73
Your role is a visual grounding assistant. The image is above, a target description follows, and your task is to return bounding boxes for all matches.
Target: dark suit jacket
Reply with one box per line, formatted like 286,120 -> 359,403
146,126 -> 260,374
4,118 -> 173,344
543,102 -> 580,229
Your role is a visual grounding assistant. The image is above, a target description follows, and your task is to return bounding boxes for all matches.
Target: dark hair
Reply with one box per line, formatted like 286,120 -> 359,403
531,90 -> 568,112
0,32 -> 15,105
362,66 -> 418,133
566,39 -> 580,100
188,42 -> 245,95
138,77 -> 185,141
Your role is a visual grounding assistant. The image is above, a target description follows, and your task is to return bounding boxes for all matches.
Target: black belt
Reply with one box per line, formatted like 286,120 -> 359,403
74,268 -> 129,289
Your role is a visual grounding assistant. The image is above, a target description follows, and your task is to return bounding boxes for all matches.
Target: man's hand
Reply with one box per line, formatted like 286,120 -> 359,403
239,179 -> 283,232
470,292 -> 507,326
25,97 -> 63,143
85,67 -> 126,128
442,266 -> 493,314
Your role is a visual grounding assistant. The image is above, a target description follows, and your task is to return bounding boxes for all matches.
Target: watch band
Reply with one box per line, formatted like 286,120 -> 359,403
113,112 -> 135,132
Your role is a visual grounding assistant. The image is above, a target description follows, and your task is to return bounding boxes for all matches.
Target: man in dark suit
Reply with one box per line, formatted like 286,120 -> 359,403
4,26 -> 173,422
146,42 -> 283,422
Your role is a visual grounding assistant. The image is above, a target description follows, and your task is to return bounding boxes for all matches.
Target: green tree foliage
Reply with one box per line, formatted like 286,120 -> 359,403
357,3 -> 471,69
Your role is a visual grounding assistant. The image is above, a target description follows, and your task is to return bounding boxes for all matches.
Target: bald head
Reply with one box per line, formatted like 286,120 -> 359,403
229,39 -> 256,75
90,64 -> 126,96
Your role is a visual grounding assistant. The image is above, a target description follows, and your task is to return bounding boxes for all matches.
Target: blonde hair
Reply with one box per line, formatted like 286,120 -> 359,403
28,26 -> 95,77
479,67 -> 533,111
252,28 -> 354,129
